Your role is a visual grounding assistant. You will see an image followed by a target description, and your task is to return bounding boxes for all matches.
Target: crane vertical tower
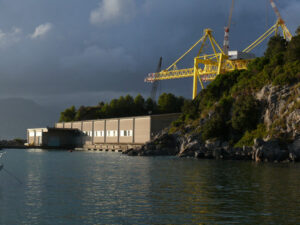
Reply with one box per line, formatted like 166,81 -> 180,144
150,57 -> 162,102
223,0 -> 235,55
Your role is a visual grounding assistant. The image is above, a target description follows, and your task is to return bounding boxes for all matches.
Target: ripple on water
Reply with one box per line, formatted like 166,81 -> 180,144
0,150 -> 299,224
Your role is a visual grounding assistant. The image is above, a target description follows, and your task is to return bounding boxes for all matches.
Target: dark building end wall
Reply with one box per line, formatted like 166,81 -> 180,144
150,113 -> 181,137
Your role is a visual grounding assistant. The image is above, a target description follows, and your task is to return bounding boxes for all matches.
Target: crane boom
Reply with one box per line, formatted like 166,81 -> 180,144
269,0 -> 292,41
269,0 -> 283,22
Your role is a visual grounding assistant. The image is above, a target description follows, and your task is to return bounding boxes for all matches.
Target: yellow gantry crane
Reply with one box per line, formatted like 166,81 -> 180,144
145,29 -> 250,99
145,0 -> 293,99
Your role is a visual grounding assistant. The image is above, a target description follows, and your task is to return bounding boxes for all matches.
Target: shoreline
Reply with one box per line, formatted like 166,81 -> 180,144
123,132 -> 300,163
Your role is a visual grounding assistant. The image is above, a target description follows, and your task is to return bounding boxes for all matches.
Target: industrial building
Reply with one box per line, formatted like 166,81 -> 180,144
27,128 -> 82,149
26,113 -> 180,150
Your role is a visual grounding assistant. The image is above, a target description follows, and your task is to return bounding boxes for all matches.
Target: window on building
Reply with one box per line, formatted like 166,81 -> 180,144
120,130 -> 133,137
106,130 -> 118,137
29,131 -> 35,137
94,131 -> 104,137
36,131 -> 42,137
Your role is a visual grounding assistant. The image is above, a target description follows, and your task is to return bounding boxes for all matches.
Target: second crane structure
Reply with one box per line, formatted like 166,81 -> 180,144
145,0 -> 293,99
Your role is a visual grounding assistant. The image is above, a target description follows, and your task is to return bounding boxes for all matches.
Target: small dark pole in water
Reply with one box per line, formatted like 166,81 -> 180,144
2,167 -> 23,185
0,152 -> 22,185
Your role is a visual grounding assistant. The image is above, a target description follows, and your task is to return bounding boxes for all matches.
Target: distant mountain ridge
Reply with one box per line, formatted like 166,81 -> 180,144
0,98 -> 58,139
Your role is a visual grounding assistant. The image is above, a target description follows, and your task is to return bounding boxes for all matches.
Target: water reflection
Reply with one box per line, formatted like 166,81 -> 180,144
26,148 -> 45,153
0,150 -> 299,224
147,160 -> 300,224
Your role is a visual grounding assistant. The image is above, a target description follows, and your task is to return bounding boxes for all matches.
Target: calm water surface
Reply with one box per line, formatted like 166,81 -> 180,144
0,149 -> 299,225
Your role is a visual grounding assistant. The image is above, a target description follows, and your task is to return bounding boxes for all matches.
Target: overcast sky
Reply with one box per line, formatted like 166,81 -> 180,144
0,0 -> 299,108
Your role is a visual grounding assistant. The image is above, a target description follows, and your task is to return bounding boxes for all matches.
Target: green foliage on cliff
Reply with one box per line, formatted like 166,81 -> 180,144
231,95 -> 260,132
173,28 -> 300,146
234,124 -> 267,148
201,96 -> 233,140
59,93 -> 185,122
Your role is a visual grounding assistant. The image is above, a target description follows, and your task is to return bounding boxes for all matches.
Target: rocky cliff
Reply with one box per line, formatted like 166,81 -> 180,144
124,83 -> 300,163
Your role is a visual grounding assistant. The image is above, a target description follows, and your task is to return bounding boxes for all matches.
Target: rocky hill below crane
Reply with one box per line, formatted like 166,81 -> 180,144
124,32 -> 300,162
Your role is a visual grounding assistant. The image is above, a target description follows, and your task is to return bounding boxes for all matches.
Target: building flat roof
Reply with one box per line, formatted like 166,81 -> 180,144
56,113 -> 182,124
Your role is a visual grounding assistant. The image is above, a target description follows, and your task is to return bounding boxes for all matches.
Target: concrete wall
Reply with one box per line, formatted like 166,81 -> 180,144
28,130 -> 35,145
27,128 -> 47,146
72,122 -> 82,131
56,123 -> 64,128
64,122 -> 72,129
94,120 -> 105,144
119,118 -> 133,143
134,117 -> 151,144
82,121 -> 93,145
27,128 -> 48,146
106,119 -> 118,143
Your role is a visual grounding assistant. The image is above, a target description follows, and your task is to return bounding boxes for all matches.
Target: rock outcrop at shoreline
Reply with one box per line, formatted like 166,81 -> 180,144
124,84 -> 300,162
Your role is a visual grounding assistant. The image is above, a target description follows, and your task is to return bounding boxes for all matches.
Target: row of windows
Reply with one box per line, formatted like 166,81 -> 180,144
29,131 -> 42,137
95,131 -> 105,137
30,130 -> 133,138
107,130 -> 118,137
83,130 -> 133,137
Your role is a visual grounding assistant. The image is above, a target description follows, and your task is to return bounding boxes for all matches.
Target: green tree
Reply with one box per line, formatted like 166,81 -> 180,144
158,93 -> 182,113
232,95 -> 260,132
134,94 -> 145,115
296,26 -> 300,36
59,106 -> 76,122
201,96 -> 233,140
181,100 -> 198,120
109,99 -> 120,117
264,36 -> 287,59
75,106 -> 98,121
145,97 -> 156,114
285,32 -> 300,62
124,95 -> 135,116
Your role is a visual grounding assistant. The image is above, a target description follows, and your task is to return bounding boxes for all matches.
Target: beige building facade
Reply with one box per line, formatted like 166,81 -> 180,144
27,113 -> 180,149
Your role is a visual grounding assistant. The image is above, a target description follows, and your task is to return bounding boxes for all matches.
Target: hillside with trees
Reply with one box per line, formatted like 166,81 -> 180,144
59,93 -> 185,122
125,27 -> 300,162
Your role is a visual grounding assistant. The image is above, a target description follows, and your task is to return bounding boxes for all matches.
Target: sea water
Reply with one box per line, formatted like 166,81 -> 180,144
0,149 -> 299,224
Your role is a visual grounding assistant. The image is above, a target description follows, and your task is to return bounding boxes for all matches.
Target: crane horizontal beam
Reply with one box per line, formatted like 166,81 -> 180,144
145,29 -> 251,99
145,56 -> 249,83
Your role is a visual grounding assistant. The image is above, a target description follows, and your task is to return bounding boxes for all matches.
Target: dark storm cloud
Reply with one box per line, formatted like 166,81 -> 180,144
0,0 -> 298,107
